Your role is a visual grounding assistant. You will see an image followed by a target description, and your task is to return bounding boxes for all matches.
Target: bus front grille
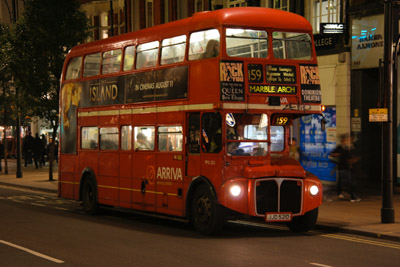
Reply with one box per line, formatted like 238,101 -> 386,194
255,179 -> 302,215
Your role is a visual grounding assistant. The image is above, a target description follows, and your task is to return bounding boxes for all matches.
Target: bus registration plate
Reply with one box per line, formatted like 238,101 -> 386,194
265,212 -> 292,222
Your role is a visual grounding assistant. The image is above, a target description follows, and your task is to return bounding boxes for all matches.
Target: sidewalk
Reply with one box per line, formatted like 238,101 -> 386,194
1,159 -> 399,241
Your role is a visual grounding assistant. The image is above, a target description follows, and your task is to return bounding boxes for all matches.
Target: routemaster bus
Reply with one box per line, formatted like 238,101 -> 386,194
59,7 -> 323,235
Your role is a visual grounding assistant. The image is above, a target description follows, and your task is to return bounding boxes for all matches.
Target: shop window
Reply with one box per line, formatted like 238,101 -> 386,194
81,127 -> 98,149
158,126 -> 183,152
311,0 -> 341,34
228,0 -> 247,8
268,0 -> 289,11
146,0 -> 154,28
100,127 -> 119,150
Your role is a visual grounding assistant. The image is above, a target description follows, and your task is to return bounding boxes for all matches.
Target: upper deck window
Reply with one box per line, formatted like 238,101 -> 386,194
226,28 -> 268,58
83,53 -> 101,77
189,29 -> 220,60
272,32 -> 312,60
136,41 -> 159,69
161,35 -> 186,65
123,46 -> 135,71
102,49 -> 122,74
65,56 -> 82,80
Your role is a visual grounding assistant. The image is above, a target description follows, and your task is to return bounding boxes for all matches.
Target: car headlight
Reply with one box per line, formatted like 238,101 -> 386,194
310,185 -> 319,196
229,184 -> 242,197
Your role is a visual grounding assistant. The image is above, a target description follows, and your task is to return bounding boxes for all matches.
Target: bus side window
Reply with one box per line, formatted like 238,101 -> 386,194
65,56 -> 82,80
102,49 -> 122,74
158,126 -> 183,152
123,46 -> 135,71
99,127 -> 119,150
121,125 -> 132,150
81,127 -> 98,149
201,113 -> 222,153
134,126 -> 155,151
136,41 -> 159,69
189,29 -> 220,60
83,53 -> 101,77
188,113 -> 200,154
161,35 -> 186,65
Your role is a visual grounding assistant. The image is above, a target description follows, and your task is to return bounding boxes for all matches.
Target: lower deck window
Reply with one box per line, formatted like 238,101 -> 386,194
158,126 -> 183,152
100,127 -> 119,150
81,127 -> 98,149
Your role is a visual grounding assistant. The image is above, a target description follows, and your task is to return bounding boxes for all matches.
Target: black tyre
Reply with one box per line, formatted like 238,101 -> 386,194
82,177 -> 99,215
287,208 -> 318,232
191,184 -> 224,235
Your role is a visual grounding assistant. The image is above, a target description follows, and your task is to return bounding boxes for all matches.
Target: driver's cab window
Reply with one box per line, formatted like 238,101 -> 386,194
226,113 -> 268,156
270,126 -> 284,151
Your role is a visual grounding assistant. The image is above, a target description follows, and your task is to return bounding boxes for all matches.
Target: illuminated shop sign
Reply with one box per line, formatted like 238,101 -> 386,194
320,23 -> 345,34
351,14 -> 384,69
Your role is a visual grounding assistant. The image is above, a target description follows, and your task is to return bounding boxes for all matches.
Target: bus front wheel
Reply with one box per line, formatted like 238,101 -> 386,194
191,184 -> 224,235
82,177 -> 99,215
287,208 -> 318,232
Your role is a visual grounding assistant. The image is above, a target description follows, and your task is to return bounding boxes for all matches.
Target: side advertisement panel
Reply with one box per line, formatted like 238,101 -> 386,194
60,66 -> 188,154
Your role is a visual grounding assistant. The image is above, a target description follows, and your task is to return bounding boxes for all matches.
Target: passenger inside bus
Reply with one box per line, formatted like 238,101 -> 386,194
135,133 -> 153,150
202,40 -> 219,59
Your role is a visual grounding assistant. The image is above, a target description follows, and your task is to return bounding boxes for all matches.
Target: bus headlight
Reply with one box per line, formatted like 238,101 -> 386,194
229,184 -> 242,197
310,185 -> 319,196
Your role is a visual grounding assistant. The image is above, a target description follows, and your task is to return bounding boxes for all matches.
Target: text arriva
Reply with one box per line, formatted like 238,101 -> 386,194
157,167 -> 183,180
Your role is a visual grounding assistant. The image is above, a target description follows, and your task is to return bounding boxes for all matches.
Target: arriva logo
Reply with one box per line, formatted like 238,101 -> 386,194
157,167 -> 183,180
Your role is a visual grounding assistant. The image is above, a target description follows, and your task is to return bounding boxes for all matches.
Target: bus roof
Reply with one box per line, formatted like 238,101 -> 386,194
68,7 -> 312,57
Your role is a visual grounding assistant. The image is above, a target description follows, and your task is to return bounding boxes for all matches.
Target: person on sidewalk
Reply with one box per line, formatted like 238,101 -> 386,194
330,133 -> 361,202
40,134 -> 47,166
32,134 -> 42,169
23,132 -> 34,167
0,141 -> 4,172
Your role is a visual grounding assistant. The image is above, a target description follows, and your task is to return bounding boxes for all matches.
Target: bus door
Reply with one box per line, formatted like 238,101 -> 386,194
132,126 -> 156,212
186,113 -> 201,177
156,125 -> 185,215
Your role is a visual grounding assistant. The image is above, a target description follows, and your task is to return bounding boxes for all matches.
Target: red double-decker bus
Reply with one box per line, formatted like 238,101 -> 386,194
59,7 -> 323,235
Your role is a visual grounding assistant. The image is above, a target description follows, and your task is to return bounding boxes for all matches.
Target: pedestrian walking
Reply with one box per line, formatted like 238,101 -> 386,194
40,134 -> 47,166
32,133 -> 42,169
23,132 -> 34,166
0,141 -> 4,172
330,133 -> 361,202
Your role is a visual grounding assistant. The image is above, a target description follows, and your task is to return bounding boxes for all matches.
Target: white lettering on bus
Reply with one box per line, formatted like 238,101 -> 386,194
157,167 -> 183,180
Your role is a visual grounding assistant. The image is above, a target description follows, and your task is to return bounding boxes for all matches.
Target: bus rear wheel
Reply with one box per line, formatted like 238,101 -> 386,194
287,208 -> 318,232
191,184 -> 224,235
82,177 -> 99,215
